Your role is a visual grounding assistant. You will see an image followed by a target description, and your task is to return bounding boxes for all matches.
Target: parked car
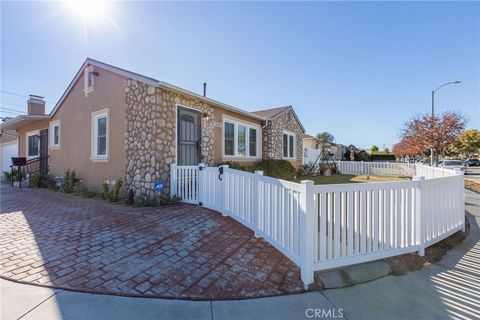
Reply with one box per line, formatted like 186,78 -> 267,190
464,158 -> 480,167
439,160 -> 466,172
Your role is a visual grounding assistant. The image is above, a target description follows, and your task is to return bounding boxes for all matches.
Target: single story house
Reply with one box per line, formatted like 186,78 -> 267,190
1,58 -> 305,198
302,134 -> 332,150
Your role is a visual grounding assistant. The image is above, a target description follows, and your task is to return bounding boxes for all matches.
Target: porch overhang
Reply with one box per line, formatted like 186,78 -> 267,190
0,115 -> 50,131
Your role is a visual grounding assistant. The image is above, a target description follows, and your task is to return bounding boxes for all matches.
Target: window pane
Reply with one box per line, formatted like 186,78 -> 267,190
237,125 -> 246,157
283,134 -> 288,158
249,128 -> 257,157
289,135 -> 294,158
54,126 -> 59,145
97,117 -> 106,136
28,135 -> 39,157
97,136 -> 106,155
224,122 -> 234,156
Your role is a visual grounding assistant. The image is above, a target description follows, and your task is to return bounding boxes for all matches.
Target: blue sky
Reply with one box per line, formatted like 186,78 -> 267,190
1,1 -> 479,149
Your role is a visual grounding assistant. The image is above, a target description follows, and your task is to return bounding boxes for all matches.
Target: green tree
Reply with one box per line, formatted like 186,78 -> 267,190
316,132 -> 335,143
455,129 -> 480,156
371,145 -> 379,153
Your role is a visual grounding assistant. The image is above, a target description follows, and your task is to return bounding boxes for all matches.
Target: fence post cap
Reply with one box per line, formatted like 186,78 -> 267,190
170,163 -> 177,168
412,175 -> 425,181
300,180 -> 314,185
254,170 -> 264,175
198,163 -> 205,167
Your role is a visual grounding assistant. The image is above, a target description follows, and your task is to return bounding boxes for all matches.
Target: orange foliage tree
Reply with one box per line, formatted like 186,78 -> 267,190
393,111 -> 466,158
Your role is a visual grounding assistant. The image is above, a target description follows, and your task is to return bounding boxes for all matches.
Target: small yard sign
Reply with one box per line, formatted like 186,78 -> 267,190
154,180 -> 164,192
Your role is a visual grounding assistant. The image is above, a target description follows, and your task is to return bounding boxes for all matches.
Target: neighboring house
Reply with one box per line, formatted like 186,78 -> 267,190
0,128 -> 19,177
1,58 -> 305,198
252,106 -> 305,168
330,142 -> 346,161
302,134 -> 332,150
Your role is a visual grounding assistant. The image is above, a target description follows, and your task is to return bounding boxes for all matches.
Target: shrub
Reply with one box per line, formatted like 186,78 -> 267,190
221,161 -> 244,170
63,169 -> 76,193
256,159 -> 296,180
102,179 -> 123,202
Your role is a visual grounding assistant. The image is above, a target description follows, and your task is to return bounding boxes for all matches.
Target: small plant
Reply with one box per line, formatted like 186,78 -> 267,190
125,189 -> 135,205
75,180 -> 89,197
28,173 -> 43,188
3,171 -> 13,182
63,169 -> 76,193
102,179 -> 123,202
133,194 -> 159,207
159,195 -> 182,205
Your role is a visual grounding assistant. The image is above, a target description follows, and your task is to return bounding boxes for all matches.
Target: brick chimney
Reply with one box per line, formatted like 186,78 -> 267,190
27,95 -> 45,115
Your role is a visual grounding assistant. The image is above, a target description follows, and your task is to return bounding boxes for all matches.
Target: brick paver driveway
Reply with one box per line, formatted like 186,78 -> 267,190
0,184 -> 304,300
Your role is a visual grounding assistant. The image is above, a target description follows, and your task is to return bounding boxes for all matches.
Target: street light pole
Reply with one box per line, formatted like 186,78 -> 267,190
430,81 -> 461,166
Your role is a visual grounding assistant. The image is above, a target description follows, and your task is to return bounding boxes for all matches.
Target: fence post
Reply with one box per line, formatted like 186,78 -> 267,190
198,163 -> 205,206
170,164 -> 177,199
220,165 -> 229,216
254,170 -> 264,237
300,180 -> 315,288
413,175 -> 425,256
455,169 -> 465,232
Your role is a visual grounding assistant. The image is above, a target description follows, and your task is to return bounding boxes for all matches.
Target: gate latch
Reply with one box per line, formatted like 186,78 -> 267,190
218,166 -> 224,181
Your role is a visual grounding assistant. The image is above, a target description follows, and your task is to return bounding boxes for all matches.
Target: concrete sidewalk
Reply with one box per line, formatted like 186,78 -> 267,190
1,190 -> 479,320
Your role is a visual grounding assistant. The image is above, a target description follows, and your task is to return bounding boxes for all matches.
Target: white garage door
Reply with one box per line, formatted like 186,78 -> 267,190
1,142 -> 18,173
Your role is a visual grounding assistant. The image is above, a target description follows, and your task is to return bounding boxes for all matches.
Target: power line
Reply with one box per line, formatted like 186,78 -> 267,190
0,90 -> 29,99
0,106 -> 25,114
0,110 -> 24,116
0,90 -> 55,104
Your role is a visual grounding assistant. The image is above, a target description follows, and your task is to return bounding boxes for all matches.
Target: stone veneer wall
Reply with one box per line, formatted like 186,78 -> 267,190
124,79 -> 215,199
261,109 -> 304,164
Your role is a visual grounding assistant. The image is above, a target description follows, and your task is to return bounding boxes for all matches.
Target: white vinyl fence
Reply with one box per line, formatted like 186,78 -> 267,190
170,162 -> 465,287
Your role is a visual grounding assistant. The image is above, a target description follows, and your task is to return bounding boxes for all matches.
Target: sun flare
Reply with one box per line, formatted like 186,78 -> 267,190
67,0 -> 108,20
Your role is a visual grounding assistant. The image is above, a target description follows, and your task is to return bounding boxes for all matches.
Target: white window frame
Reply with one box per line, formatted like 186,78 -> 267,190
222,117 -> 261,160
26,130 -> 40,160
282,131 -> 296,159
90,108 -> 109,162
49,120 -> 61,149
84,66 -> 95,97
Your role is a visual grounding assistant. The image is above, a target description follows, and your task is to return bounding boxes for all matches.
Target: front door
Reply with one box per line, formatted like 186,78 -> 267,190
177,107 -> 201,165
39,128 -> 48,174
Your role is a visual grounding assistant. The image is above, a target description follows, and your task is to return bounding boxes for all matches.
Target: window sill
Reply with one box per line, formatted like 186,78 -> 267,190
222,156 -> 261,161
90,157 -> 109,162
49,146 -> 60,150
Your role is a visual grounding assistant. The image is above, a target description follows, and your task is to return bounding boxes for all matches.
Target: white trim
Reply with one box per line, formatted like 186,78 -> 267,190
83,65 -> 95,97
25,129 -> 40,160
50,58 -> 266,122
222,116 -> 261,160
49,120 -> 61,149
282,131 -> 296,159
90,108 -> 109,161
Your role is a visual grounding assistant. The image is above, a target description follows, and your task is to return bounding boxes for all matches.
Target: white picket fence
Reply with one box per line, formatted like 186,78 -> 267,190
170,162 -> 465,287
336,160 -> 416,177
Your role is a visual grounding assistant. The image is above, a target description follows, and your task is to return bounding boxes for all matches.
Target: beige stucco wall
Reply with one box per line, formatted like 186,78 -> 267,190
212,107 -> 263,166
17,120 -> 49,157
48,67 -> 127,192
